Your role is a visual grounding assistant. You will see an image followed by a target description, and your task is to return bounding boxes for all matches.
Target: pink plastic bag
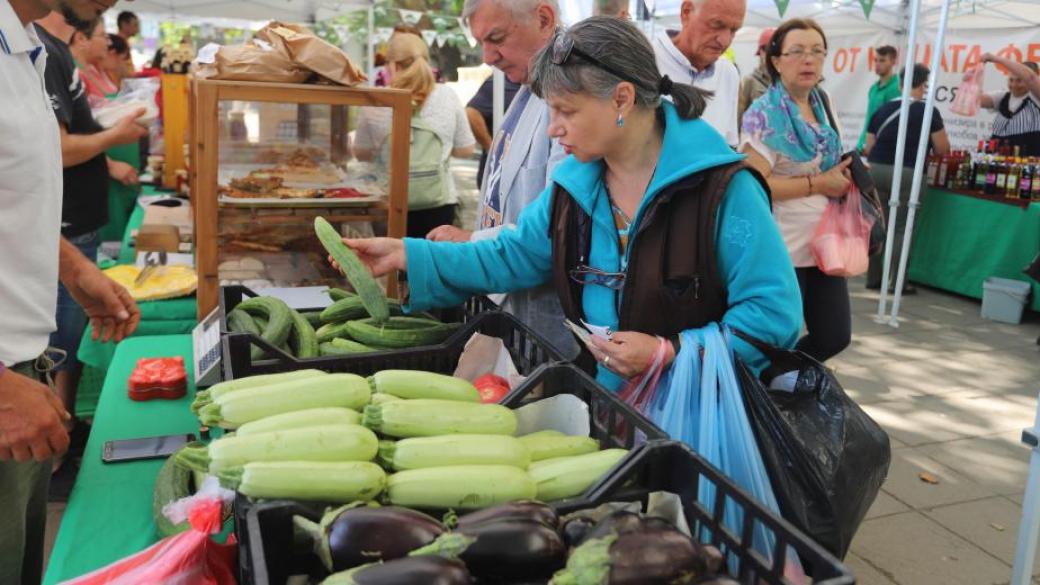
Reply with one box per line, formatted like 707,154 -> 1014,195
617,336 -> 669,414
604,337 -> 670,445
951,65 -> 985,116
810,185 -> 873,277
60,497 -> 237,585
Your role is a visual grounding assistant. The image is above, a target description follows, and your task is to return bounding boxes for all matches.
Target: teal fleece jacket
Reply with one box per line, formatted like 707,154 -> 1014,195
404,101 -> 803,390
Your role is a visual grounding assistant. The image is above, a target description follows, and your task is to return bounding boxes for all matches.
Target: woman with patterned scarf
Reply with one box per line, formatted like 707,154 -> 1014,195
741,18 -> 853,363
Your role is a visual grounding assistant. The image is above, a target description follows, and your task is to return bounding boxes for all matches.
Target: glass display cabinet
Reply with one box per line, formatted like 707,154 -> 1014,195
190,79 -> 412,317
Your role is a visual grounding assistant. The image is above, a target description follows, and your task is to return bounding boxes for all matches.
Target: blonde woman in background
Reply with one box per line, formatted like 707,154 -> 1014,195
354,32 -> 476,238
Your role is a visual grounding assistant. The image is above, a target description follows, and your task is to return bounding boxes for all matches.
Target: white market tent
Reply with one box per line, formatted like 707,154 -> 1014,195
650,0 -> 1040,34
125,0 -> 370,23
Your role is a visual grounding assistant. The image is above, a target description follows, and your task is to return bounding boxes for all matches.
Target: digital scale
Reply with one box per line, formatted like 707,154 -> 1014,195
192,306 -> 225,389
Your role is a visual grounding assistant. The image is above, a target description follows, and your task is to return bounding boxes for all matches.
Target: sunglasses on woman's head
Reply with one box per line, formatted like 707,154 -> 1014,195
551,33 -> 654,92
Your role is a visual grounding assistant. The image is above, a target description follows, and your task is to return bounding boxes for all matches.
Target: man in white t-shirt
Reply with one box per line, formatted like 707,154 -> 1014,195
652,0 -> 745,146
1,0 -> 140,581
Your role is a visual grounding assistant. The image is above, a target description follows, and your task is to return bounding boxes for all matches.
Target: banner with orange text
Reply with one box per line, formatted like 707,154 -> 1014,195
733,27 -> 1039,152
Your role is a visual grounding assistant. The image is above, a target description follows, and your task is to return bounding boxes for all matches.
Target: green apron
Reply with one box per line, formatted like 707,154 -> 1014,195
78,67 -> 142,243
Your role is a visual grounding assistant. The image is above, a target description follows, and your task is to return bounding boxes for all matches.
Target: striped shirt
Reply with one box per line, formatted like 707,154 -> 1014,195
991,92 -> 1040,137
989,91 -> 1040,156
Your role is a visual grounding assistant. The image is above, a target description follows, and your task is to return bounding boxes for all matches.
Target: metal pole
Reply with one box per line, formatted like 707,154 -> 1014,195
1011,395 -> 1040,585
367,1 -> 375,83
875,0 -> 921,322
888,0 -> 953,327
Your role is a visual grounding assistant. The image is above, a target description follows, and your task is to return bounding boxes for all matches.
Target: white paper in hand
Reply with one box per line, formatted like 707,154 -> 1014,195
581,320 -> 613,341
564,319 -> 592,344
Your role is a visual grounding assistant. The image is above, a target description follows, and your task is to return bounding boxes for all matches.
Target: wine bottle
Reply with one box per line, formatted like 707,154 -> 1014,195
1019,163 -> 1033,199
995,157 -> 1008,192
985,157 -> 997,195
1006,158 -> 1020,198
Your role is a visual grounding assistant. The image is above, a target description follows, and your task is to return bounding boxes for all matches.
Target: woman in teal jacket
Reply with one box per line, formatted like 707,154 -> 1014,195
342,17 -> 802,390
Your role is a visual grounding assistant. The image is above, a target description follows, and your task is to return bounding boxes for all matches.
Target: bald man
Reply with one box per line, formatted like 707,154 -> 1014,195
652,0 -> 746,146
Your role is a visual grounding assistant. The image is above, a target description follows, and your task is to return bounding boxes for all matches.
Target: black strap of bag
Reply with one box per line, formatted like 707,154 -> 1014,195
817,89 -> 887,255
874,105 -> 903,141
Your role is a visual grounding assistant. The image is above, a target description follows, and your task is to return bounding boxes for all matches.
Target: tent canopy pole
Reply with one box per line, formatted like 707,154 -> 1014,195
875,0 -> 922,323
888,0 -> 953,327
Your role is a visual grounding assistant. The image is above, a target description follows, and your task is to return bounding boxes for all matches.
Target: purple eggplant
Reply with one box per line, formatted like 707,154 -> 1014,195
320,556 -> 472,585
294,503 -> 446,572
701,545 -> 725,576
561,517 -> 596,549
551,520 -> 707,585
452,500 -> 560,530
580,510 -> 678,544
414,518 -> 567,581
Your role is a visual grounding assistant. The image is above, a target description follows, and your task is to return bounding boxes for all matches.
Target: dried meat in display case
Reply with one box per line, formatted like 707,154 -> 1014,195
190,79 -> 412,318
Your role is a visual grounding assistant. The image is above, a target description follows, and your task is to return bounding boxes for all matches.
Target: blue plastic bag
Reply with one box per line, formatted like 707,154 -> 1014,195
649,324 -> 803,578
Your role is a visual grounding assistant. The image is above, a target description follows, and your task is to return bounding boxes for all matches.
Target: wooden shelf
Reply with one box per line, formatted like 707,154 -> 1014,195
190,79 -> 412,318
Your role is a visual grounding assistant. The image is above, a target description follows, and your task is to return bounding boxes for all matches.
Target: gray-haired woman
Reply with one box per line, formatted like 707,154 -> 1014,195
332,17 -> 802,389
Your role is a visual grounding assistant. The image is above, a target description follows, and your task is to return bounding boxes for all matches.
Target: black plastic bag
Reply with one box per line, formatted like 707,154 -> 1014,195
731,330 -> 891,562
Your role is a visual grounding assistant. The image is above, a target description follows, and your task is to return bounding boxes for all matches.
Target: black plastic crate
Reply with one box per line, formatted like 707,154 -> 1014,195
585,441 -> 856,585
238,498 -> 326,585
219,286 -> 555,380
237,445 -> 853,585
236,363 -> 666,585
501,363 -> 667,451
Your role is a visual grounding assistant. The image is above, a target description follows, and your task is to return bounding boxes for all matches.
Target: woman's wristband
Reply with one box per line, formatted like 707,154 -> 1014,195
806,174 -> 814,195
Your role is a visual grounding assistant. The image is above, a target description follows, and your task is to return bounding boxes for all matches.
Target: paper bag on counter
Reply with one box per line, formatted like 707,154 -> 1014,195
453,332 -> 524,389
256,22 -> 367,86
195,39 -> 311,84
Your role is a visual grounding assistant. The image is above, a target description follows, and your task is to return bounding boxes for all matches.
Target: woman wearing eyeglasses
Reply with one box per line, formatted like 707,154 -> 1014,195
740,18 -> 852,363
337,17 -> 801,389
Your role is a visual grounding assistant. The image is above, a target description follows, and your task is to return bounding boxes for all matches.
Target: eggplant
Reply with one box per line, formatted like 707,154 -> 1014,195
414,519 -> 567,581
320,556 -> 472,585
294,503 -> 446,572
700,545 -> 725,576
561,517 -> 596,549
452,500 -> 560,530
581,510 -> 663,542
551,523 -> 707,585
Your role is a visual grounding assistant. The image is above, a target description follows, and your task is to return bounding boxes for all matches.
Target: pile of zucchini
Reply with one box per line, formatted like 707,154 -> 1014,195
224,288 -> 460,361
226,296 -> 319,360
313,216 -> 462,356
314,289 -> 459,356
180,368 -> 628,508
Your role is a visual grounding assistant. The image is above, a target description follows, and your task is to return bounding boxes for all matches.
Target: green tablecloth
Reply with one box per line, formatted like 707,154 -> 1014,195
44,335 -> 229,584
909,189 -> 1040,312
75,299 -> 197,417
75,186 -> 198,418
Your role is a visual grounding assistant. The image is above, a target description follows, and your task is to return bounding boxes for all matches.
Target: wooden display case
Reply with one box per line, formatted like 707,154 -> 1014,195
191,79 -> 412,318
